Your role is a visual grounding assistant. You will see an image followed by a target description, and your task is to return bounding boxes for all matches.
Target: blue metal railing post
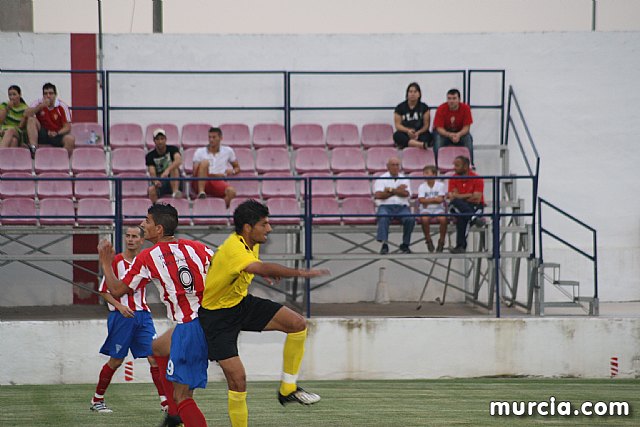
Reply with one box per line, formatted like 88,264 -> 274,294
500,70 -> 506,146
493,177 -> 501,318
100,70 -> 107,140
538,197 -> 544,263
105,70 -> 111,147
114,177 -> 123,253
304,177 -> 313,318
593,230 -> 598,300
284,71 -> 291,146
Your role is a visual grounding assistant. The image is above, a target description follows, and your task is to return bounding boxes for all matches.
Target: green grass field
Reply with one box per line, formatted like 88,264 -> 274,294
1,379 -> 638,426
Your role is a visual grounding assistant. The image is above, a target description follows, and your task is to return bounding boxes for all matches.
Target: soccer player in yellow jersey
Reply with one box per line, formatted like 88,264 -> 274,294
198,199 -> 329,427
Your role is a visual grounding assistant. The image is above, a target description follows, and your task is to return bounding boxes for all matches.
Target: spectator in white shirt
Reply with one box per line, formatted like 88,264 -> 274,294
192,127 -> 240,207
373,157 -> 414,254
417,165 -> 447,253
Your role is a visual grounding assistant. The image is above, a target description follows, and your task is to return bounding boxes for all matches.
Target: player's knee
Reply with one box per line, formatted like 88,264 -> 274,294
226,186 -> 236,198
291,315 -> 306,333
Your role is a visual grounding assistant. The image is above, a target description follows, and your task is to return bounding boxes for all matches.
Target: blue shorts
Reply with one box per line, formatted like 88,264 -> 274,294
167,320 -> 209,390
100,310 -> 156,359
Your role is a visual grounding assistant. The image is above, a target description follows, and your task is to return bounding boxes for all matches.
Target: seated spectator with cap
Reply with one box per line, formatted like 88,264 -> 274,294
192,126 -> 240,208
146,128 -> 182,203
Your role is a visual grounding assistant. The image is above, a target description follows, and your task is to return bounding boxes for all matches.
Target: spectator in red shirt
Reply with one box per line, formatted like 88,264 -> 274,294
447,155 -> 485,253
25,82 -> 75,156
433,89 -> 474,164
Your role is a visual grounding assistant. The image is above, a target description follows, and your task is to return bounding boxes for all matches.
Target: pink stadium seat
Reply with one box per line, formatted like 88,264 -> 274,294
335,172 -> 371,198
255,148 -> 290,174
437,146 -> 471,173
0,197 -> 37,225
74,173 -> 110,199
122,198 -> 152,225
39,197 -> 75,225
71,147 -> 107,174
232,172 -> 261,199
326,123 -> 359,149
117,173 -> 150,198
401,147 -> 436,173
0,173 -> 35,198
294,147 -> 330,174
229,197 -> 256,215
77,198 -> 113,225
409,171 -> 424,198
361,123 -> 393,148
166,197 -> 191,226
260,172 -> 297,199
71,122 -> 104,146
219,124 -> 251,148
234,147 -> 255,173
253,124 -> 286,149
111,148 -> 147,174
0,148 -> 32,173
193,198 -> 228,225
366,147 -> 400,173
266,197 -> 301,225
310,197 -> 340,225
300,173 -> 335,198
330,147 -> 365,173
37,173 -> 73,199
291,124 -> 324,148
341,197 -> 376,225
109,123 -> 144,149
181,123 -> 212,149
145,123 -> 180,150
182,148 -> 198,175
34,147 -> 69,174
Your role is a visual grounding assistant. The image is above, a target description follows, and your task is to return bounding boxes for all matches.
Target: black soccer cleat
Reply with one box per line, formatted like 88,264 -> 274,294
278,386 -> 321,406
158,414 -> 183,427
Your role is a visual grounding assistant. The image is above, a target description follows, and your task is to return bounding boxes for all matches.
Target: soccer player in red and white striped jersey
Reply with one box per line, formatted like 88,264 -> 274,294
90,226 -> 167,414
99,204 -> 212,427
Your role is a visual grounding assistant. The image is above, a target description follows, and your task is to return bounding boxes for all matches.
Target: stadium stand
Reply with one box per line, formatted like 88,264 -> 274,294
0,197 -> 37,225
361,123 -> 393,148
232,172 -> 261,199
71,147 -> 107,174
326,123 -> 360,149
110,148 -> 147,174
37,173 -> 74,199
117,173 -> 150,198
39,198 -> 76,225
252,123 -> 287,148
109,123 -> 144,149
192,197 -> 228,225
233,147 -> 255,173
181,123 -> 212,149
310,196 -> 341,225
300,172 -> 335,198
436,146 -> 471,173
291,123 -> 324,148
266,197 -> 301,224
294,147 -> 330,174
181,147 -> 198,175
0,172 -> 35,198
0,147 -> 33,173
335,172 -> 371,198
330,147 -> 365,173
401,147 -> 436,172
260,172 -> 297,199
341,196 -> 376,224
34,147 -> 70,174
255,147 -> 290,173
70,122 -> 104,146
76,197 -> 113,225
73,173 -> 110,199
121,198 -> 152,225
219,123 -> 252,148
365,147 -> 400,173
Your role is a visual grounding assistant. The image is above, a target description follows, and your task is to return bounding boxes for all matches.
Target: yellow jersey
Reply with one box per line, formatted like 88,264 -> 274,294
201,233 -> 261,310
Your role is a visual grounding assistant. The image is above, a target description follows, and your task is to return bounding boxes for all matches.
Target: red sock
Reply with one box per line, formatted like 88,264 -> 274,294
94,363 -> 116,398
155,356 -> 178,416
150,365 -> 165,398
177,398 -> 207,427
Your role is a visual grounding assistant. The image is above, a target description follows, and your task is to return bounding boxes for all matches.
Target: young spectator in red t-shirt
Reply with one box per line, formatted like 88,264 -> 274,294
25,82 -> 75,156
447,155 -> 485,253
433,88 -> 474,164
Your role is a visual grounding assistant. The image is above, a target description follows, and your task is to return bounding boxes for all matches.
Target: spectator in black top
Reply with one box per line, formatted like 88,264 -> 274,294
146,128 -> 183,203
393,82 -> 432,150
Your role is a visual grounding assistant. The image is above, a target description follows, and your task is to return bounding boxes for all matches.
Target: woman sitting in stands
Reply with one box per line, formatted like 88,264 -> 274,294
392,82 -> 432,150
0,85 -> 28,148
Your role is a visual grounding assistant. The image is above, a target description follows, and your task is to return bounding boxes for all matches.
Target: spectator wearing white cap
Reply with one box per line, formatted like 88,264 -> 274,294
146,128 -> 183,203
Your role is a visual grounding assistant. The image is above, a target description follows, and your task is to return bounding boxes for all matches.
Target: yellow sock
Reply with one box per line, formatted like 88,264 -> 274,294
279,328 -> 307,396
228,390 -> 248,427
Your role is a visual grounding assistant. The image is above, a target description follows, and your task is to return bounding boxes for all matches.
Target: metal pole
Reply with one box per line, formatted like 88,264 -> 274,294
114,178 -> 123,253
153,0 -> 163,33
493,177 -> 501,318
304,177 -> 313,318
97,0 -> 104,88
592,0 -> 597,32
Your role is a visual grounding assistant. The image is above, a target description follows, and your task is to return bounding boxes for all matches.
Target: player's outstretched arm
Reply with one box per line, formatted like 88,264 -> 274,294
97,240 -> 130,298
245,262 -> 330,281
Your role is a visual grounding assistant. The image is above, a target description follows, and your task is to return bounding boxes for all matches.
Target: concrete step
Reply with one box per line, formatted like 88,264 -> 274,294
540,262 -> 560,269
553,280 -> 580,287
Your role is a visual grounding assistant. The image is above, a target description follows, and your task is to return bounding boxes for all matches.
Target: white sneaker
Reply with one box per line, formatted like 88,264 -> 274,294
172,190 -> 183,199
278,386 -> 321,406
90,400 -> 113,413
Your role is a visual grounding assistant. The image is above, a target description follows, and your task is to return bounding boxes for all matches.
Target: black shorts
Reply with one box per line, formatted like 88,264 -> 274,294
38,127 -> 65,147
198,294 -> 282,361
151,179 -> 173,198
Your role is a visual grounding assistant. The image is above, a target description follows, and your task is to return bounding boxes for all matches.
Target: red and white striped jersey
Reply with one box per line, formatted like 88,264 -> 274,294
121,239 -> 215,323
99,253 -> 150,312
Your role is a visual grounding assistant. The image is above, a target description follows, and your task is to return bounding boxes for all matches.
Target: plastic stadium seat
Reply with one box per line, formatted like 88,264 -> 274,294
436,146 -> 471,173
232,172 -> 261,199
39,197 -> 75,225
37,173 -> 73,199
0,173 -> 35,198
122,198 -> 152,225
330,147 -> 365,173
117,173 -> 150,198
193,198 -> 228,225
34,147 -> 70,174
326,123 -> 359,149
74,173 -> 110,199
252,123 -> 286,149
260,172 -> 297,199
0,197 -> 37,225
401,147 -> 436,173
408,171 -> 424,198
109,123 -> 144,149
0,148 -> 32,173
335,172 -> 371,198
300,173 -> 335,198
266,197 -> 301,225
182,148 -> 198,175
111,148 -> 147,174
234,147 -> 255,173
294,147 -> 330,174
71,147 -> 107,174
145,123 -> 180,150
361,123 -> 393,148
71,122 -> 104,146
77,198 -> 113,225
229,197 -> 256,215
255,148 -> 290,174
341,197 -> 376,225
181,123 -> 212,149
166,197 -> 191,226
219,123 -> 251,148
310,197 -> 340,225
366,147 -> 400,173
291,124 -> 324,148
